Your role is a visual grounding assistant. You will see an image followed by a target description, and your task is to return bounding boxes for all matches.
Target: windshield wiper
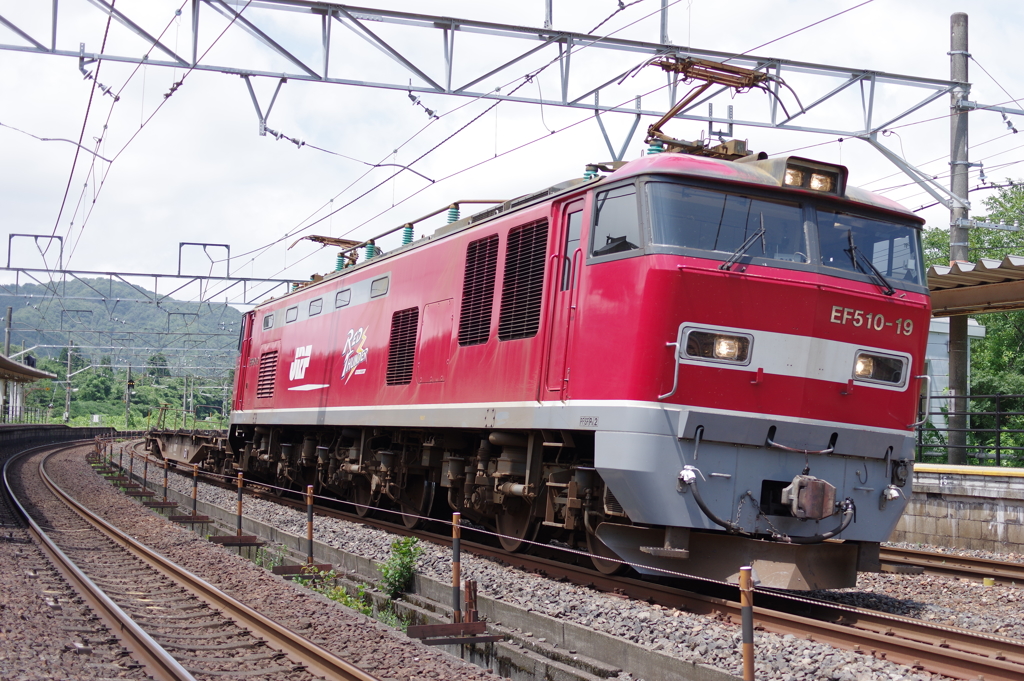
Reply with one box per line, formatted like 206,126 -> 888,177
845,232 -> 895,296
719,214 -> 767,271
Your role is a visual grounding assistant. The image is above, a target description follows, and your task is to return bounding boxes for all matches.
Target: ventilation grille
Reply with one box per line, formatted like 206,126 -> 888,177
386,307 -> 420,385
256,351 -> 278,399
509,188 -> 551,209
603,486 -> 627,517
458,235 -> 499,346
498,221 -> 548,340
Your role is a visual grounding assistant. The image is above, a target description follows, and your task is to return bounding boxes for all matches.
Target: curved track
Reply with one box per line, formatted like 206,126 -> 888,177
127,440 -> 1024,681
4,441 -> 382,681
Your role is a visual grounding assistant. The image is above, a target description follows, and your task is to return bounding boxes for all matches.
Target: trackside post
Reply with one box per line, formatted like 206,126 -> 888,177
740,565 -> 754,680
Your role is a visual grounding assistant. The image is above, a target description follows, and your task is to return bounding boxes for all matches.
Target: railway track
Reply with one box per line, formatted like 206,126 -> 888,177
4,441 -> 382,681
120,440 -> 1024,681
880,546 -> 1024,586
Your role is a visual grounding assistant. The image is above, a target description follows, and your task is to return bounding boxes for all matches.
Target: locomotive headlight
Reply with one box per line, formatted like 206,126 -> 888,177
809,172 -> 836,192
683,329 -> 752,364
854,355 -> 874,378
784,167 -> 805,187
714,336 -> 741,360
852,352 -> 906,385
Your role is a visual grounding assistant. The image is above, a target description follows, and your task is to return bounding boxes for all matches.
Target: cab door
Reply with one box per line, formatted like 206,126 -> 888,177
234,311 -> 255,411
544,199 -> 587,399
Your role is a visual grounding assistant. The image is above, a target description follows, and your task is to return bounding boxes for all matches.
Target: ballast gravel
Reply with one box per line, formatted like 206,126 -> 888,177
47,448 -> 495,681
139,462 -> 974,681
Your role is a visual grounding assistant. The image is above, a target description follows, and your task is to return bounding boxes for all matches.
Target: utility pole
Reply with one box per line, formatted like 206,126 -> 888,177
64,342 -> 72,423
2,306 -> 11,422
125,364 -> 134,429
182,374 -> 188,429
948,13 -> 970,465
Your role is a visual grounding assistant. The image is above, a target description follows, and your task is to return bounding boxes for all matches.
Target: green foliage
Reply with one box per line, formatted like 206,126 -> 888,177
252,544 -> 288,570
378,537 -> 422,599
292,568 -> 409,631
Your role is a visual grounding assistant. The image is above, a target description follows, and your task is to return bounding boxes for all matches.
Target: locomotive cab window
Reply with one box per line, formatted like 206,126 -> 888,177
309,298 -> 323,316
817,211 -> 923,287
335,289 -> 351,308
262,313 -> 274,330
647,183 -> 807,264
591,185 -> 641,258
285,306 -> 298,323
370,276 -> 390,298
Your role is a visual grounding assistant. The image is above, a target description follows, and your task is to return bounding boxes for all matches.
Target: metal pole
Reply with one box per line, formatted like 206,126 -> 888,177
948,12 -> 970,465
118,447 -> 123,472
129,451 -> 134,483
306,485 -> 314,564
236,472 -> 244,537
660,0 -> 670,44
143,454 -> 148,489
740,566 -> 755,681
2,305 -> 11,421
64,342 -> 72,423
452,512 -> 462,623
163,460 -> 169,502
192,464 -> 199,516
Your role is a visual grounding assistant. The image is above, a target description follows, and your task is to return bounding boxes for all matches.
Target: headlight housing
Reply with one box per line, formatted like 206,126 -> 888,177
684,330 -> 752,364
853,351 -> 906,386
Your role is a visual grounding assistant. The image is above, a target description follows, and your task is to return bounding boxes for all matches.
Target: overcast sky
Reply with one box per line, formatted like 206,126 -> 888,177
2,0 -> 1023,309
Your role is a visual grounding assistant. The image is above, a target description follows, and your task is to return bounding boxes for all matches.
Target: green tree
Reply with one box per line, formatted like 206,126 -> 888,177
148,353 -> 171,378
924,181 -> 1024,465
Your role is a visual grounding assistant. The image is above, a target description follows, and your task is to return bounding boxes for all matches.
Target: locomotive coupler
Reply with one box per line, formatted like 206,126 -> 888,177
779,474 -> 837,520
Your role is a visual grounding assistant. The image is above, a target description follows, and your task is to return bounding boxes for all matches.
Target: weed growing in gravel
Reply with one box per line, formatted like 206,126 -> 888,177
378,537 -> 422,598
294,567 -> 410,632
252,544 -> 287,570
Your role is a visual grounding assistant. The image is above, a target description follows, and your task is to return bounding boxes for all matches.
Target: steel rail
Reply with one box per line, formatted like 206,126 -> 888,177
135,454 -> 1024,681
2,442 -> 196,681
881,546 -> 1024,585
41,443 -> 383,681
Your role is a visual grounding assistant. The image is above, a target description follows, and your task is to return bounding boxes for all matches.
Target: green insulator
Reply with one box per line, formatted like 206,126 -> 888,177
335,253 -> 345,271
365,242 -> 376,259
583,167 -> 598,180
291,283 -> 299,292
446,207 -> 460,224
402,225 -> 414,244
647,139 -> 664,155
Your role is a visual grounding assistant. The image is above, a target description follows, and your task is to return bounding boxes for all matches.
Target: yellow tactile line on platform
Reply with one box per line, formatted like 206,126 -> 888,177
914,463 -> 1024,477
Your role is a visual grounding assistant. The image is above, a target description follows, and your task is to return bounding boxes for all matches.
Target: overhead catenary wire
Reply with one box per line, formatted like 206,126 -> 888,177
215,0 -> 688,270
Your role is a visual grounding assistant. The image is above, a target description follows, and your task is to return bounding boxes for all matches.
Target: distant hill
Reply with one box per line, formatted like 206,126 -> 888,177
0,278 -> 243,376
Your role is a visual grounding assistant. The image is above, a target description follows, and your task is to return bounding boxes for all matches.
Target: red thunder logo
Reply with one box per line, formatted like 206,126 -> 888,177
342,327 -> 369,383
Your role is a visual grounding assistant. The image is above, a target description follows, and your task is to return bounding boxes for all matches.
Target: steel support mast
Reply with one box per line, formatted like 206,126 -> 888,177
948,13 -> 969,465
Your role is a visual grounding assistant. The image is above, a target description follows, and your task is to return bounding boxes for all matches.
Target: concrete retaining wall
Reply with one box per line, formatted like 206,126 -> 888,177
892,464 -> 1024,553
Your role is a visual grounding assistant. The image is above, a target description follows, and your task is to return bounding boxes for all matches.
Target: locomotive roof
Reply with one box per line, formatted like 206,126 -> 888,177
268,151 -> 921,306
605,152 -> 923,223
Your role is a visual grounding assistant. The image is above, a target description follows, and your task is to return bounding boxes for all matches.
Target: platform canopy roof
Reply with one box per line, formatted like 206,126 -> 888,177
0,355 -> 57,384
928,256 -> 1024,317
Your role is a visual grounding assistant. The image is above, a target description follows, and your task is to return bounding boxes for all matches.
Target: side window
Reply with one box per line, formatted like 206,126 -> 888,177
285,306 -> 298,323
562,209 -> 583,290
370,276 -> 390,298
262,313 -> 275,330
335,289 -> 351,308
309,298 -> 323,316
592,185 -> 641,258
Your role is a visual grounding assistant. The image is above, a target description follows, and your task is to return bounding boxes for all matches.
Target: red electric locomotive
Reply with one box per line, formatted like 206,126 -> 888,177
152,148 -> 929,589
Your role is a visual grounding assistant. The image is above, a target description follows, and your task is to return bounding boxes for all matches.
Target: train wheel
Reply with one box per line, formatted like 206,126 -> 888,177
401,478 -> 434,529
352,478 -> 374,518
586,528 -> 628,576
495,499 -> 538,553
